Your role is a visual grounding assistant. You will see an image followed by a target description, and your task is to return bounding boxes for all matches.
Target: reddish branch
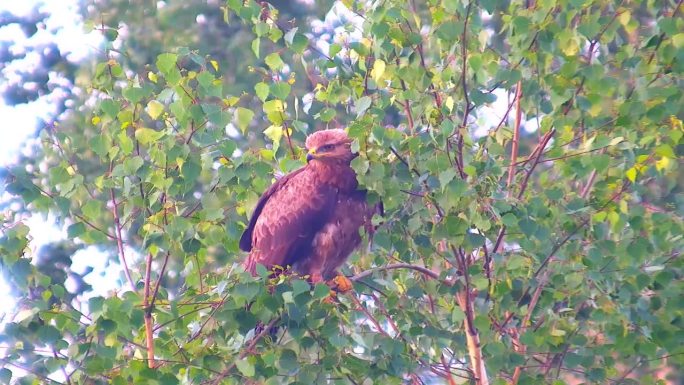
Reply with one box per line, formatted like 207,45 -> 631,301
150,251 -> 170,310
280,111 -> 297,159
143,252 -> 155,368
511,272 -> 549,384
451,245 -> 490,385
493,127 -> 556,253
516,129 -> 555,201
209,316 -> 280,385
109,187 -> 136,291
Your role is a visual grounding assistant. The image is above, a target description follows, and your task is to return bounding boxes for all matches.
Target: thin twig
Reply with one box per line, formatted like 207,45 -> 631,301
0,358 -> 66,384
150,251 -> 170,310
646,0 -> 683,64
143,252 -> 155,368
209,316 -> 280,385
511,272 -> 549,384
110,187 -> 136,292
53,348 -> 73,385
351,263 -> 442,283
516,129 -> 555,200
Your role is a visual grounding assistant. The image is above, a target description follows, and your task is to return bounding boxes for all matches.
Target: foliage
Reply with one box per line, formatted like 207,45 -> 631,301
1,0 -> 683,384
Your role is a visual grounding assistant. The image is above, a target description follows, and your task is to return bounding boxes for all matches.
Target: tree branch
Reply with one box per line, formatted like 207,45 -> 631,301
143,252 -> 155,368
351,263 -> 442,283
110,187 -> 136,292
209,316 -> 281,385
452,245 -> 489,385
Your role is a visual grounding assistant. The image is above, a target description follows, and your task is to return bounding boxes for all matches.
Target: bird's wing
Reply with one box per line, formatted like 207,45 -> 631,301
240,168 -> 337,273
239,168 -> 304,253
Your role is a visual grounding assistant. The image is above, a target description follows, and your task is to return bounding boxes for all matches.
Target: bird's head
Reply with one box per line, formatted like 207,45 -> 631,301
305,129 -> 357,164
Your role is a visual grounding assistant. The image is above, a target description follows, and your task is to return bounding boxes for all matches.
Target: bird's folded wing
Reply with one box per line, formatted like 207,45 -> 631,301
240,169 -> 336,272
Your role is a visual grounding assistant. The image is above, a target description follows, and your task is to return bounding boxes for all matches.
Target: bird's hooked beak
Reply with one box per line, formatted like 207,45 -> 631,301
306,148 -> 316,163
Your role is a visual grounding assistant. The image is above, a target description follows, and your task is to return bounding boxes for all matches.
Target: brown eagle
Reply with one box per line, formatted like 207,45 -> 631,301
239,129 -> 376,291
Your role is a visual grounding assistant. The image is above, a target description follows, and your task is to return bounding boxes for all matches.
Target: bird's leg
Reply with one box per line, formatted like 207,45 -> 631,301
309,271 -> 325,285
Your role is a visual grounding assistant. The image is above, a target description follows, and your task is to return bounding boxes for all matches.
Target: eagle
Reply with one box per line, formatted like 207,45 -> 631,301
239,129 -> 377,291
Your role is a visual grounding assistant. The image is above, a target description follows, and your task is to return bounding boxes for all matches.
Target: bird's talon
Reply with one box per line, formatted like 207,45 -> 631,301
330,275 -> 353,293
323,290 -> 338,304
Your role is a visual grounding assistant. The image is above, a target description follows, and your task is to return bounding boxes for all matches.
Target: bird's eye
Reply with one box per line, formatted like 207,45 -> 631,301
319,144 -> 335,152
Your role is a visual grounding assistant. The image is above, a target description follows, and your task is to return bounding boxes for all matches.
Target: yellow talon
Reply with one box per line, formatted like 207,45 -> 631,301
323,290 -> 338,304
331,275 -> 353,293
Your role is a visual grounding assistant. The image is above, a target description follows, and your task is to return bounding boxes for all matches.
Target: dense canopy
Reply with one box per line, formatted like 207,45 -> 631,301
0,1 -> 682,384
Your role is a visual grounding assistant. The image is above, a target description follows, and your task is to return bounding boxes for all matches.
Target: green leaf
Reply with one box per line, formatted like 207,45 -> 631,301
118,131 -> 134,155
235,107 -> 255,133
135,127 -> 165,145
292,279 -> 310,296
278,349 -> 298,372
67,223 -> 86,238
38,325 -> 61,344
100,99 -> 120,118
438,169 -> 457,190
626,167 -> 637,182
181,158 -> 201,181
264,125 -> 283,152
371,59 -> 385,83
354,96 -> 372,117
313,283 -> 331,299
443,0 -> 459,13
265,52 -> 285,71
284,27 -> 298,45
0,368 -> 12,384
262,100 -> 283,114
156,53 -> 178,74
255,82 -> 270,101
518,218 -> 537,238
146,100 -> 164,120
122,87 -> 146,104
436,21 -> 461,41
124,156 -> 144,175
90,135 -> 109,158
318,107 -> 335,122
236,359 -> 255,377
270,82 -> 291,100
501,213 -> 518,227
251,37 -> 260,57
465,232 -> 486,249
290,33 -> 308,53
82,200 -> 103,219
329,43 -> 342,57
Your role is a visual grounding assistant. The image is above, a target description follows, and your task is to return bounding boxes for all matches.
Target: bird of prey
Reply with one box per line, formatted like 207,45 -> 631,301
239,129 -> 378,291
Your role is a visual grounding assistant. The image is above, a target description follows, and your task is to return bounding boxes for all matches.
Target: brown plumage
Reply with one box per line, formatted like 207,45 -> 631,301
239,129 -> 376,286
